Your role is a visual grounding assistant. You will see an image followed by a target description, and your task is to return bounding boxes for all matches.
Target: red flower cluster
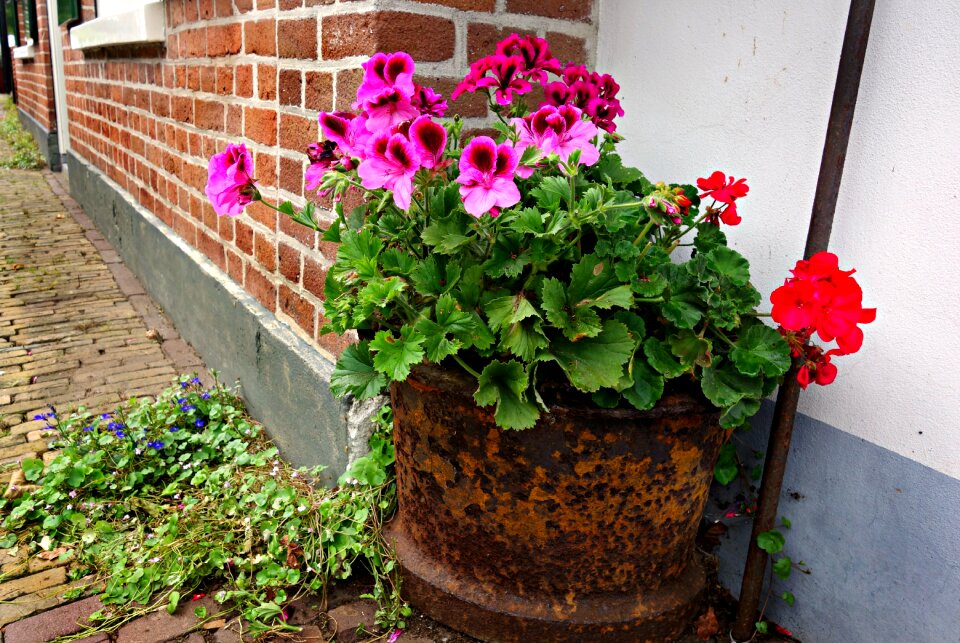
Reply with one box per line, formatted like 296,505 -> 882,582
771,252 -> 876,389
542,63 -> 624,132
697,171 -> 749,225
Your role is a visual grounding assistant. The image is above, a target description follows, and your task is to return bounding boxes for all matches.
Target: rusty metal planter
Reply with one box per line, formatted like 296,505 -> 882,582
386,364 -> 726,642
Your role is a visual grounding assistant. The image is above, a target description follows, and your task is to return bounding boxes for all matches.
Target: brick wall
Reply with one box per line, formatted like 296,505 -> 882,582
61,0 -> 597,358
13,0 -> 57,132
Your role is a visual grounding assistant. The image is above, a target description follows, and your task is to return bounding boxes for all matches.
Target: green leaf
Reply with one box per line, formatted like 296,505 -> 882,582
500,318 -> 549,361
333,230 -> 382,281
668,330 -> 712,368
568,255 -> 629,308
622,360 -> 664,411
550,320 -> 635,392
773,556 -> 793,581
642,338 -> 687,379
714,443 -> 738,485
597,153 -> 643,186
422,218 -> 471,254
719,397 -> 762,429
705,246 -> 751,286
0,534 -> 15,549
167,591 -> 181,615
370,327 -> 426,382
509,208 -> 546,236
613,311 -> 646,344
757,530 -> 786,555
731,324 -> 792,377
693,223 -> 726,253
330,342 -> 388,400
474,361 -> 540,430
486,294 -> 540,332
541,277 -> 602,341
415,295 -> 478,362
380,248 -> 416,276
195,606 -> 208,619
781,516 -> 792,529
411,256 -> 461,297
483,235 -> 530,278
701,359 -> 763,407
755,621 -> 769,635
67,468 -> 86,487
781,590 -> 796,606
530,176 -> 572,210
21,458 -> 43,482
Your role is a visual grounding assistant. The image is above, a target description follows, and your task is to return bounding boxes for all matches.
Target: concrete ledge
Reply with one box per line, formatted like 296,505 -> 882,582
17,108 -> 60,172
65,151 -> 353,483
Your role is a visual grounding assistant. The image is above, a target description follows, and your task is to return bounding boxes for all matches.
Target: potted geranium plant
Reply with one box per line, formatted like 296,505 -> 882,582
205,34 -> 874,642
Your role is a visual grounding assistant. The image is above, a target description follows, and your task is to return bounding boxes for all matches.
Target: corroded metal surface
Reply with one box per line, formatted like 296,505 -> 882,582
387,365 -> 726,642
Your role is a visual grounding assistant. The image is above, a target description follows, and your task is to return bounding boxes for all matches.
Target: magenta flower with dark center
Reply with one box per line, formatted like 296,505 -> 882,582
513,104 -> 600,168
409,116 -> 447,169
412,84 -> 448,117
456,136 -> 520,217
357,132 -> 421,210
364,87 -> 420,132
356,52 -> 416,106
319,111 -> 373,159
495,33 -> 562,83
205,143 -> 258,217
474,55 -> 533,106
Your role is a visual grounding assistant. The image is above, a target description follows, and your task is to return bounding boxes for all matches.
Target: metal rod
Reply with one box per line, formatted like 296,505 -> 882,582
731,0 -> 876,640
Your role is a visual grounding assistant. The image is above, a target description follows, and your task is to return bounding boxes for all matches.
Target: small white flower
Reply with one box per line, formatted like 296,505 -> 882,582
148,557 -> 161,563
66,504 -> 73,510
123,514 -> 130,520
69,490 -> 77,498
297,505 -> 307,512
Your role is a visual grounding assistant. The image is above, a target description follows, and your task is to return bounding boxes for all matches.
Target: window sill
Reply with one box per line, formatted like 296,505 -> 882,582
13,43 -> 35,60
69,1 -> 165,50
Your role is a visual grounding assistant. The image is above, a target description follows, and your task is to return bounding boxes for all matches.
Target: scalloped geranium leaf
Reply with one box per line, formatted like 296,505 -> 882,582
643,337 -> 687,379
422,218 -> 471,254
509,207 -> 546,236
483,235 -> 530,278
530,176 -> 572,210
380,248 -> 416,276
486,294 -> 540,332
474,360 -> 540,430
597,153 -> 643,186
705,246 -> 751,286
370,327 -> 426,382
701,359 -> 763,408
669,330 -> 713,368
330,341 -> 388,400
550,320 -> 635,392
613,311 -> 646,345
415,295 -> 481,362
719,397 -> 762,429
623,359 -> 664,411
334,229 -> 382,281
731,324 -> 792,377
541,277 -> 603,341
501,318 -> 549,361
411,256 -> 461,297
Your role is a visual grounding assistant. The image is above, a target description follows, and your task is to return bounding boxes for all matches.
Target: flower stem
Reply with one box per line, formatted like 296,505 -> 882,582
632,219 -> 656,246
453,355 -> 481,380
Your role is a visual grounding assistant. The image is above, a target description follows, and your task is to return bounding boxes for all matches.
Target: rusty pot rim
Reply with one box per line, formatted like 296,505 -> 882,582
403,362 -> 718,422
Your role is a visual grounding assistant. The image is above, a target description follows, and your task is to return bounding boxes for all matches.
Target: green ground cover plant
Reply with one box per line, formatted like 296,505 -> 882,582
0,376 -> 406,639
0,96 -> 45,170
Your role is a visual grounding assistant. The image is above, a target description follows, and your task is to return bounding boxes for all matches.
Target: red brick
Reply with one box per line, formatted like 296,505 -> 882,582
207,23 -> 242,57
506,0 -> 593,21
279,211 -> 317,248
244,106 -> 277,146
417,75 -> 487,118
195,99 -> 225,131
279,243 -> 302,283
215,66 -> 234,95
335,68 -> 363,111
303,256 -> 327,299
245,265 -> 277,312
280,285 -> 316,336
279,156 -> 305,196
468,23 -> 535,62
279,113 -> 316,151
317,325 -> 353,356
2,596 -> 105,643
199,230 -> 227,270
547,31 -> 587,65
254,233 -> 277,272
236,221 -> 254,255
244,19 -> 276,56
321,12 -> 454,61
304,71 -> 333,111
278,18 -> 318,59
410,0 -> 494,9
279,69 -> 302,106
235,64 -> 253,97
258,63 -> 277,100
226,249 -> 245,284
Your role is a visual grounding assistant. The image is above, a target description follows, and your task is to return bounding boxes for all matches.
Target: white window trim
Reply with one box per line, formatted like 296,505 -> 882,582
69,0 -> 165,50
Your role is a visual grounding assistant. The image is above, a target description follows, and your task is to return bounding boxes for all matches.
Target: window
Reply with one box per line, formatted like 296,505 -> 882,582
21,0 -> 36,42
4,0 -> 20,48
57,0 -> 80,25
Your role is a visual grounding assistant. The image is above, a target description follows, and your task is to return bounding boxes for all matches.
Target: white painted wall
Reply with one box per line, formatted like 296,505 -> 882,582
598,0 -> 960,478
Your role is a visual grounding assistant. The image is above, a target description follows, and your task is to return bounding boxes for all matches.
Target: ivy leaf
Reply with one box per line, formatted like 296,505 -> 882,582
700,359 -> 763,407
422,218 -> 471,254
705,246 -> 751,286
330,342 -> 388,400
622,359 -> 664,411
530,176 -> 571,210
474,360 -> 540,430
757,530 -> 786,555
549,320 -> 635,392
643,337 -> 687,379
713,443 -> 738,485
731,324 -> 792,377
370,327 -> 426,382
773,556 -> 793,581
334,230 -> 382,281
719,397 -> 762,429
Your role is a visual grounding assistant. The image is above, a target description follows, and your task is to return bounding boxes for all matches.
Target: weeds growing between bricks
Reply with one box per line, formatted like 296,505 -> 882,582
0,97 -> 45,170
0,375 -> 408,640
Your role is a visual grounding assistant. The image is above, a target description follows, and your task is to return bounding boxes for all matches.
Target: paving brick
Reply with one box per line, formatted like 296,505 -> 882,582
0,595 -> 104,643
115,597 -> 218,643
0,567 -> 68,602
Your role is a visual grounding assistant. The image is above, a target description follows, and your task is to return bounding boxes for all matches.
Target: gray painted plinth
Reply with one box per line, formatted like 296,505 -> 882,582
66,152 -> 364,484
17,108 -> 61,171
713,403 -> 960,642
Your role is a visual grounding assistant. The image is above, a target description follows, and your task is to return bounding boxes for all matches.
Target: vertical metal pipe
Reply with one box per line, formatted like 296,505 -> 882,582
731,0 -> 876,640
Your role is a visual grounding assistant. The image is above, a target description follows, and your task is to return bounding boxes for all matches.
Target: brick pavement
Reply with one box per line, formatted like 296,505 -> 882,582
0,165 -> 209,641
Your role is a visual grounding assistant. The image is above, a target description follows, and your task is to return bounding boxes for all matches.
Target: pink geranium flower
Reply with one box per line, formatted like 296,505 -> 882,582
356,52 -> 416,105
495,34 -> 561,84
457,136 -> 521,217
409,116 -> 447,170
357,132 -> 421,210
364,87 -> 420,132
319,112 -> 373,159
411,84 -> 448,117
453,55 -> 532,106
205,143 -> 258,217
513,104 -> 600,168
